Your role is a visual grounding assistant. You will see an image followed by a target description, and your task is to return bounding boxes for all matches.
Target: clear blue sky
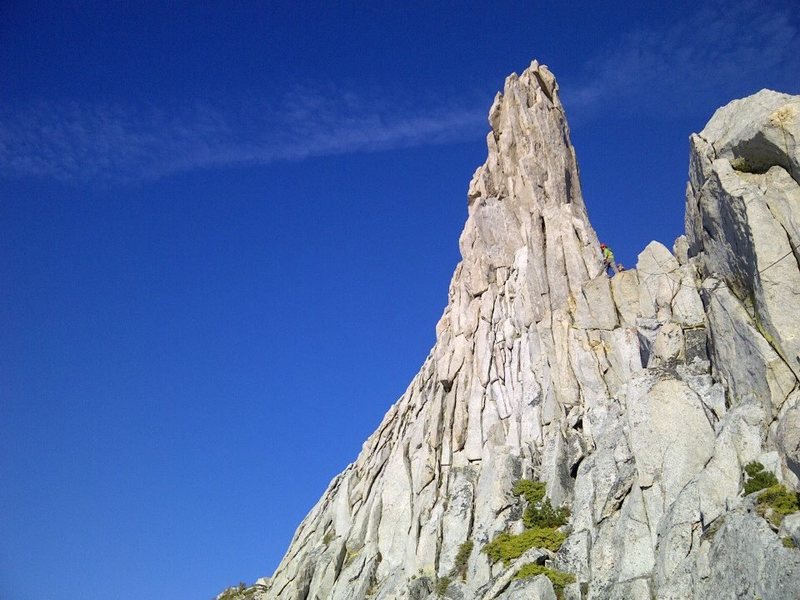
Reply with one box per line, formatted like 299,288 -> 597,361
1,2 -> 798,599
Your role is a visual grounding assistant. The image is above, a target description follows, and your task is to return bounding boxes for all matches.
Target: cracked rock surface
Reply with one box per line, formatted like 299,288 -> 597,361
255,63 -> 800,600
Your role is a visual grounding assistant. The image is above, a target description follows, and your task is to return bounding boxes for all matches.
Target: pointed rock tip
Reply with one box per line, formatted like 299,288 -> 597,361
498,59 -> 559,107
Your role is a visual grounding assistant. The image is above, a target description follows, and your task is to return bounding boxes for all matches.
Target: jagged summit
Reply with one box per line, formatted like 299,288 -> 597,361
252,62 -> 800,600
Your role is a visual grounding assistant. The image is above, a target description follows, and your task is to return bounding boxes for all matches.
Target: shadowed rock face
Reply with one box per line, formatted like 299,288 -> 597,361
256,62 -> 800,600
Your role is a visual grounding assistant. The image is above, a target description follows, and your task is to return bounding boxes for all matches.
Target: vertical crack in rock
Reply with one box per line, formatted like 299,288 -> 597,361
252,66 -> 800,600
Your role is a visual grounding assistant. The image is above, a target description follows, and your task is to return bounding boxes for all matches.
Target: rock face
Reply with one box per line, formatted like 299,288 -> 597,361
260,63 -> 800,599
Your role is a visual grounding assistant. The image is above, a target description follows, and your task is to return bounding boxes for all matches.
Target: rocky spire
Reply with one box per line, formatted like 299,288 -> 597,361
255,63 -> 800,600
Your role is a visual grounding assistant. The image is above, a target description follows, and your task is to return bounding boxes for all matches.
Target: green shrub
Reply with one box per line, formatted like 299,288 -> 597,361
483,528 -> 566,564
435,576 -> 451,597
783,537 -> 797,549
524,497 -> 570,529
745,462 -> 765,477
323,531 -> 334,545
513,479 -> 546,505
513,479 -> 569,529
757,484 -> 800,526
483,481 -> 569,565
743,462 -> 778,495
453,540 -> 473,580
745,471 -> 779,495
515,563 -> 576,593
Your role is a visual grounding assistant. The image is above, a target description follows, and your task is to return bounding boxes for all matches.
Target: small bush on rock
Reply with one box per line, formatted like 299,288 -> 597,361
743,462 -> 778,495
453,540 -> 473,580
524,497 -> 570,529
757,484 -> 800,526
512,479 -> 546,504
435,576 -> 451,597
483,481 -> 570,565
513,479 -> 569,529
515,563 -> 576,596
483,528 -> 566,564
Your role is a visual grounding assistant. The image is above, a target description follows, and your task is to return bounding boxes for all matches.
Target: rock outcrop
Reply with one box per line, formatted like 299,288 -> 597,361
258,62 -> 800,599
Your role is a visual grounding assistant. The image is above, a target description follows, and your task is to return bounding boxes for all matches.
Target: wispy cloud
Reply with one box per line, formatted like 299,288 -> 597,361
0,89 -> 485,184
563,1 -> 800,122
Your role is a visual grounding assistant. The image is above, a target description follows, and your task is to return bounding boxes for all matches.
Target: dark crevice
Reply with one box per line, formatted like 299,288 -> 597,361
570,456 -> 584,479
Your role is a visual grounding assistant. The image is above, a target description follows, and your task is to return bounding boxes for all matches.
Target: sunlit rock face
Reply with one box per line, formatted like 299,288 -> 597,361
258,62 -> 800,600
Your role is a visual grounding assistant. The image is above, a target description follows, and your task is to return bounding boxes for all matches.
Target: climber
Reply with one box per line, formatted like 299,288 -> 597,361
600,243 -> 618,276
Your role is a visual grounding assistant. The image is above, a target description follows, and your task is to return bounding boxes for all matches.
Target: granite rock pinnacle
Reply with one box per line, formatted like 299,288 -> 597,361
251,62 -> 800,600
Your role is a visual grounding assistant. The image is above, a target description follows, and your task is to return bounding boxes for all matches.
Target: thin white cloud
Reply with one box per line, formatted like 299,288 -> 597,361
0,89 -> 485,184
563,1 -> 799,122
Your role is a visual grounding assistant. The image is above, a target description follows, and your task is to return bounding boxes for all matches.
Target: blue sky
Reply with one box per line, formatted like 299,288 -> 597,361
1,2 -> 798,599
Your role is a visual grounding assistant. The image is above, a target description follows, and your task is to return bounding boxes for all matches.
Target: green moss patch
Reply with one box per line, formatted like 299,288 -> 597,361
344,546 -> 362,566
